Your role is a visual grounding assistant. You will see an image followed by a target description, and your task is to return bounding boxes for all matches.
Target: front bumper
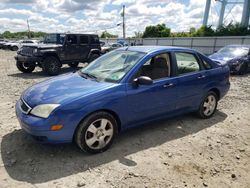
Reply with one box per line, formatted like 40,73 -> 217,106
15,54 -> 42,63
15,99 -> 72,144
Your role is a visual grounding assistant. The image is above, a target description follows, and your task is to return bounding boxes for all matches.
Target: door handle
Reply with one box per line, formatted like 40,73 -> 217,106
197,75 -> 206,79
163,83 -> 174,88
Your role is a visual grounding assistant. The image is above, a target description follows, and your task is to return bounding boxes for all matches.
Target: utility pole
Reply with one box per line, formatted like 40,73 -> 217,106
122,5 -> 126,39
27,19 -> 31,39
218,0 -> 227,27
203,0 -> 211,26
241,0 -> 250,27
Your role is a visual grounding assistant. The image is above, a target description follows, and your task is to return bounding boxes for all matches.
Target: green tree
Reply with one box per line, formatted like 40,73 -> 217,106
192,25 -> 214,37
100,31 -> 118,38
216,23 -> 250,36
142,24 -> 171,38
0,31 -> 46,39
134,31 -> 143,38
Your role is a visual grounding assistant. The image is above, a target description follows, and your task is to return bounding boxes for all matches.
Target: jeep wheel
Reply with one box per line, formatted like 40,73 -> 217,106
88,53 -> 100,63
12,46 -> 18,51
42,56 -> 61,76
68,62 -> 79,68
16,61 -> 36,73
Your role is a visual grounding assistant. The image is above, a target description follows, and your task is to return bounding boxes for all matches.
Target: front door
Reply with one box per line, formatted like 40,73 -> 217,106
126,52 -> 178,126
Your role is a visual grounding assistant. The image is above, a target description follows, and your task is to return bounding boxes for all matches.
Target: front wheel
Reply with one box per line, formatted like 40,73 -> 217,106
16,61 -> 36,73
42,56 -> 61,76
75,111 -> 118,153
197,91 -> 218,119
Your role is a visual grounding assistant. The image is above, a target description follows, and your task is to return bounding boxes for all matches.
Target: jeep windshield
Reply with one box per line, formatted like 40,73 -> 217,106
79,50 -> 146,83
44,34 -> 65,44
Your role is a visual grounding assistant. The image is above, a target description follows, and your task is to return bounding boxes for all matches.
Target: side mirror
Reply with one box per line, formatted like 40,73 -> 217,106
133,76 -> 153,86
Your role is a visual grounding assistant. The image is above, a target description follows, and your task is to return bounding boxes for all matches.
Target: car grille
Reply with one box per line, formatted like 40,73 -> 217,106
20,99 -> 32,114
20,46 -> 33,56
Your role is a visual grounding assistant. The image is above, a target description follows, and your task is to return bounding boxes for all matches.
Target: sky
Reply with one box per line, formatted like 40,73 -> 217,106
0,0 -> 246,37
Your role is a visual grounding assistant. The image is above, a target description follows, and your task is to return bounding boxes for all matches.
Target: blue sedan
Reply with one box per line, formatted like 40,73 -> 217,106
16,46 -> 230,153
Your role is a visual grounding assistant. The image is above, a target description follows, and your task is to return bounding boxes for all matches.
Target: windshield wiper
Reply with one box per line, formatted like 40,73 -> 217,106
78,71 -> 98,81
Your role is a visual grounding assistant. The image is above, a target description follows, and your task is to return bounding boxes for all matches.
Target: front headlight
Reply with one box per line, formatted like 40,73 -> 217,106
33,48 -> 38,54
30,104 -> 60,118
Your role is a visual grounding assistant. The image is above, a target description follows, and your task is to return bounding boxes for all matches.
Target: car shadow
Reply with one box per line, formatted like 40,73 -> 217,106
1,111 -> 227,183
7,66 -> 85,79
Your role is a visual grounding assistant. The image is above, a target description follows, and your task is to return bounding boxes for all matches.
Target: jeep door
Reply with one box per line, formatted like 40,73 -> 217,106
64,34 -> 81,61
79,35 -> 91,62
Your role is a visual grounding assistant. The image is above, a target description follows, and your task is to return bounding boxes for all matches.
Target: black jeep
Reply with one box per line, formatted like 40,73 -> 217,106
15,33 -> 101,75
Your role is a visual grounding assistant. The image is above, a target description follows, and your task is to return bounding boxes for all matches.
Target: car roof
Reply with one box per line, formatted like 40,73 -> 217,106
225,44 -> 250,48
118,46 -> 196,54
47,33 -> 98,36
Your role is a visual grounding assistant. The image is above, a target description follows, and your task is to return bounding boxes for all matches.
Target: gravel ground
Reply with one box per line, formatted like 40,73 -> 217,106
0,50 -> 249,188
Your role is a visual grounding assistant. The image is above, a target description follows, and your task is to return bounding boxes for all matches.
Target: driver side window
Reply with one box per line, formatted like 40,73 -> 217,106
136,53 -> 171,80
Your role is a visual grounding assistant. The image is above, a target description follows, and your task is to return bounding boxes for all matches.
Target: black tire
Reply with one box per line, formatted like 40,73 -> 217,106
16,61 -> 35,73
238,63 -> 248,75
75,111 -> 118,153
12,46 -> 18,51
68,62 -> 79,68
197,91 -> 218,119
88,53 -> 100,63
42,56 -> 61,76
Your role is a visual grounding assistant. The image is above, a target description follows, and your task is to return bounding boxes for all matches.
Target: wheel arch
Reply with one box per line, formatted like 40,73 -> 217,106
72,109 -> 122,141
209,88 -> 220,99
42,52 -> 61,62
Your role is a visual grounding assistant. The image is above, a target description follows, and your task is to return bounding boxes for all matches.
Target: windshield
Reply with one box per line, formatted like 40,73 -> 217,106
80,50 -> 146,83
218,46 -> 249,57
44,34 -> 65,44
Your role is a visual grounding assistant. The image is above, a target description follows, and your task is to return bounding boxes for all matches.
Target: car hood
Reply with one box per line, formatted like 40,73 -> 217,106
209,52 -> 238,62
22,43 -> 62,49
22,72 -> 115,107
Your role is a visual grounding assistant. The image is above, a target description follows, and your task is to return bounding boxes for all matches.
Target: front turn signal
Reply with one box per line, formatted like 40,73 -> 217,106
50,125 -> 64,131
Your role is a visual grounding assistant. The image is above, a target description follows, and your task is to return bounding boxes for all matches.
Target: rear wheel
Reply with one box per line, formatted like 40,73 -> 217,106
12,46 -> 18,51
88,53 -> 100,63
68,62 -> 79,68
197,91 -> 218,119
238,63 -> 248,75
42,56 -> 61,76
16,61 -> 35,73
75,111 -> 118,153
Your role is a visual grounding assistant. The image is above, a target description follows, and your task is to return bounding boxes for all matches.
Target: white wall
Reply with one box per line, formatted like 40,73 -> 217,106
101,36 -> 250,55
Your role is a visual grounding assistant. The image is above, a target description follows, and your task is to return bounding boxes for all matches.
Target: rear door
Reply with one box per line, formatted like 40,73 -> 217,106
89,35 -> 100,50
79,35 -> 91,61
64,34 -> 81,61
173,51 -> 209,110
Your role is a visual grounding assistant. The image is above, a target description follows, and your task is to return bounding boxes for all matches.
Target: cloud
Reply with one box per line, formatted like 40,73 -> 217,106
0,0 -> 246,37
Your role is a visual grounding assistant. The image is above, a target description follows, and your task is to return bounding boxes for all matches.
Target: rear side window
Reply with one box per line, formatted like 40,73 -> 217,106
90,36 -> 99,44
67,35 -> 77,44
175,52 -> 200,75
80,35 -> 89,44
